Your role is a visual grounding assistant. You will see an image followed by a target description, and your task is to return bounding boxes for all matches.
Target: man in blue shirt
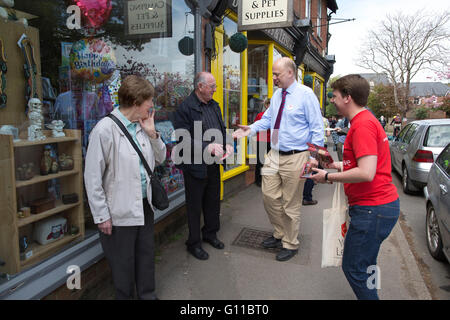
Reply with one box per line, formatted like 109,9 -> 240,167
233,57 -> 324,261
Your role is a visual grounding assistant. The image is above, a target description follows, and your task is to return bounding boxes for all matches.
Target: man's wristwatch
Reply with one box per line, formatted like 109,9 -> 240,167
325,172 -> 329,182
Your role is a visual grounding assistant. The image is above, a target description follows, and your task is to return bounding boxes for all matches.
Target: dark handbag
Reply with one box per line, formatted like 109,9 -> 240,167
107,114 -> 169,210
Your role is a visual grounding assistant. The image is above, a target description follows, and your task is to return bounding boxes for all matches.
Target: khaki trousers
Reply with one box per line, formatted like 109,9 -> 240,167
261,149 -> 309,250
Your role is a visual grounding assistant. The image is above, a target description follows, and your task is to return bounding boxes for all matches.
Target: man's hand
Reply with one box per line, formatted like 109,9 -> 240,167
307,157 -> 319,168
208,143 -> 224,158
232,125 -> 251,139
225,144 -> 234,157
98,219 -> 112,235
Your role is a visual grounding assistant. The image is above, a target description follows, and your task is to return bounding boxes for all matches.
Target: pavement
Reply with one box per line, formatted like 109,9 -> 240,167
152,148 -> 432,300
92,146 -> 432,300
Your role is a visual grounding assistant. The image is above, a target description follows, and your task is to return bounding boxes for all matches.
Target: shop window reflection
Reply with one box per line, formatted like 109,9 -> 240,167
247,44 -> 268,156
9,0 -> 195,232
223,17 -> 241,171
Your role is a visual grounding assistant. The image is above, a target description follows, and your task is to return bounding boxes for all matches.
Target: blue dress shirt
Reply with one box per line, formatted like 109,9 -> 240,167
249,81 -> 324,151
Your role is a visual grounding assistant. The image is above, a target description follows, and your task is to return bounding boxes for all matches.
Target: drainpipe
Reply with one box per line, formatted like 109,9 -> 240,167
194,6 -> 202,73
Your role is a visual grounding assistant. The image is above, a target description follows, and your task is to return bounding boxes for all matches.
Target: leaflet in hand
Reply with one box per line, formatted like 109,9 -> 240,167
300,163 -> 313,178
307,143 -> 334,166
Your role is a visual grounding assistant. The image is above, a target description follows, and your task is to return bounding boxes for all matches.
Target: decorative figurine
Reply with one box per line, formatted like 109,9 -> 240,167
0,0 -> 15,8
40,148 -> 52,175
27,98 -> 46,141
0,125 -> 20,141
59,153 -> 74,171
46,120 -> 65,138
16,162 -> 35,180
50,159 -> 59,174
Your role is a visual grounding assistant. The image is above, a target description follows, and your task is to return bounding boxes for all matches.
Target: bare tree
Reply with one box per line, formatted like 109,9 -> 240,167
357,11 -> 449,117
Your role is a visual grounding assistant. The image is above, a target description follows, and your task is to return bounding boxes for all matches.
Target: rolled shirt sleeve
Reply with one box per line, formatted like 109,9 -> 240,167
304,90 -> 325,147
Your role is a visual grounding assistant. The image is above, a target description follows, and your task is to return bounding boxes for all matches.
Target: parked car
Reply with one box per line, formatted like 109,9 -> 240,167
424,143 -> 450,263
390,119 -> 450,194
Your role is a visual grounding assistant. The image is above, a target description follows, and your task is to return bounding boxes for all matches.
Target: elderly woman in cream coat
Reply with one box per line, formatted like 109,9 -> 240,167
84,75 -> 166,300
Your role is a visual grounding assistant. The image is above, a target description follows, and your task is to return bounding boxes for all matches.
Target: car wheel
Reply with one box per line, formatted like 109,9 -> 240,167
426,203 -> 446,262
402,165 -> 414,194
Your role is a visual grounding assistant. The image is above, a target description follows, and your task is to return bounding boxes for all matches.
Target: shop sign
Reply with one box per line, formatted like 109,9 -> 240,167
238,0 -> 293,31
125,0 -> 172,38
263,28 -> 295,52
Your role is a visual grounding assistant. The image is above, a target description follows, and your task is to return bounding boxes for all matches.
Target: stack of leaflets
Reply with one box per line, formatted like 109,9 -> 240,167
300,143 -> 335,178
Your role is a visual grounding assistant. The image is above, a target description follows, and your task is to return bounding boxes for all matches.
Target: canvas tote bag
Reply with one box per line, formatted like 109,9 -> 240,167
321,180 -> 349,268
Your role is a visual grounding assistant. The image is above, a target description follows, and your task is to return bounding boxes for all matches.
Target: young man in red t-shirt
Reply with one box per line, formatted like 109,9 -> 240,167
310,74 -> 399,300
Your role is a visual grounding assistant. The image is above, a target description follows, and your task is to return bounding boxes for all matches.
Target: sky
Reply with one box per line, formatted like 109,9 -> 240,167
327,0 -> 450,82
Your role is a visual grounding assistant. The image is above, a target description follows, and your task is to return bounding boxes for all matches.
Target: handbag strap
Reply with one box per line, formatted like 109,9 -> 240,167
107,113 -> 154,178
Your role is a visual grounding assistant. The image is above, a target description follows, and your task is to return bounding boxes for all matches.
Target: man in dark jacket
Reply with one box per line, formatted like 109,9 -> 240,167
172,72 -> 233,260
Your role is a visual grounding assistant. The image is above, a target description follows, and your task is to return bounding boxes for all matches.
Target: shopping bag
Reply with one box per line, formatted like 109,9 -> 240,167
321,181 -> 349,268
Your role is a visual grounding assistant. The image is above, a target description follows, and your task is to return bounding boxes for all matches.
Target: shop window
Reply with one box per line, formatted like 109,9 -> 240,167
223,17 -> 242,171
247,44 -> 269,156
0,0 -> 195,274
247,45 -> 269,123
317,0 -> 322,37
314,77 -> 323,105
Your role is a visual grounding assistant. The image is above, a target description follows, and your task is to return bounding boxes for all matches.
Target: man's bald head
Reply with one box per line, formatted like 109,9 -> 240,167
272,57 -> 297,89
194,72 -> 217,104
274,57 -> 297,75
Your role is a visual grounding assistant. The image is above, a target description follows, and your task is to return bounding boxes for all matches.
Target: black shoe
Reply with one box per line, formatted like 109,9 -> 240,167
276,248 -> 298,261
187,246 -> 209,260
302,199 -> 318,206
203,237 -> 225,249
262,236 -> 282,249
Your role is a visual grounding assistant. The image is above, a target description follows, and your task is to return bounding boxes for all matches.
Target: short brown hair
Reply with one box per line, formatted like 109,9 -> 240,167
118,75 -> 155,108
330,74 -> 370,107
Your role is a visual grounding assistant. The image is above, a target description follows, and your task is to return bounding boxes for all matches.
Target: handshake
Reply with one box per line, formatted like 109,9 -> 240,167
207,143 -> 234,160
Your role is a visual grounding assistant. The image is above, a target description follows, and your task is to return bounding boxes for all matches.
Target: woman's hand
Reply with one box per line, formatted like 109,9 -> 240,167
139,109 -> 158,139
98,219 -> 112,235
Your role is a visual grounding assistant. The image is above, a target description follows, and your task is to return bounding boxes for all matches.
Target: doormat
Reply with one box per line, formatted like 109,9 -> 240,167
232,227 -> 312,265
232,227 -> 279,252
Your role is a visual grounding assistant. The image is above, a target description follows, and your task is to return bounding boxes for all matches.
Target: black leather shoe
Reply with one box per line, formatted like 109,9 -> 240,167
187,246 -> 209,260
276,248 -> 298,261
203,237 -> 225,249
262,236 -> 282,249
302,199 -> 318,206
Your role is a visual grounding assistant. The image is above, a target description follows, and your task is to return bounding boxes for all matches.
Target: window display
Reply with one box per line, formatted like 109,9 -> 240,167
0,0 -> 195,274
223,17 -> 242,171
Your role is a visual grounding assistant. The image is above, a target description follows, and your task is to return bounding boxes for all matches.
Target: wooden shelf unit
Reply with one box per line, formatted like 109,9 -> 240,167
0,129 -> 85,275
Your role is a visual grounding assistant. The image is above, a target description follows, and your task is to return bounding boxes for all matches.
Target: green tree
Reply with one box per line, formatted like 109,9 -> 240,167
367,84 -> 400,118
415,107 -> 428,120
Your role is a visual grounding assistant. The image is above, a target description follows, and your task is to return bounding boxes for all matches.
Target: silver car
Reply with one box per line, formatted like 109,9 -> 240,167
424,143 -> 450,263
390,119 -> 450,194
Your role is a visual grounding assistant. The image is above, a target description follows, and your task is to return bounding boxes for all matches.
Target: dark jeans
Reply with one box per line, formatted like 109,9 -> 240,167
342,198 -> 400,300
303,178 -> 315,201
183,164 -> 221,249
99,200 -> 156,300
303,163 -> 322,201
255,141 -> 270,187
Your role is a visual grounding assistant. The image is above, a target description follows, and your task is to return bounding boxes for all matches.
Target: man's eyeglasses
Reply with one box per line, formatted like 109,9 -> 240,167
203,82 -> 217,89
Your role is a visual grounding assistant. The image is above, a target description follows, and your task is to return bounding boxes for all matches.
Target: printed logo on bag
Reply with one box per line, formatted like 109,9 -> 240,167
341,222 -> 348,238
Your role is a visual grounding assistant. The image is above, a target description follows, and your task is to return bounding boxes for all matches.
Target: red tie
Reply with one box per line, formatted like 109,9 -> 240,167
272,89 -> 287,145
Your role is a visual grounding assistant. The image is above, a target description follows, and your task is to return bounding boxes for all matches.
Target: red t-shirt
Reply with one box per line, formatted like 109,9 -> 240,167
254,111 -> 270,142
343,109 -> 398,206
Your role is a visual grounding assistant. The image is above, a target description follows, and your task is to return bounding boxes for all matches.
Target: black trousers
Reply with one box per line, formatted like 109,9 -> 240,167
99,200 -> 156,300
183,164 -> 221,249
255,141 -> 271,187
